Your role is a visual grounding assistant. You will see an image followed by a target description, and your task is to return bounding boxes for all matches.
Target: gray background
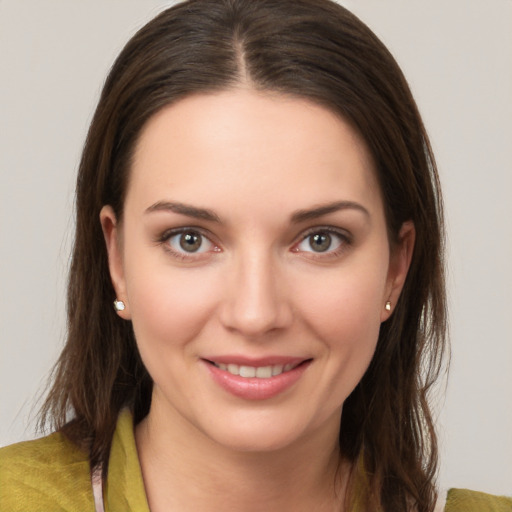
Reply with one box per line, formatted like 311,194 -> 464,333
1,0 -> 511,495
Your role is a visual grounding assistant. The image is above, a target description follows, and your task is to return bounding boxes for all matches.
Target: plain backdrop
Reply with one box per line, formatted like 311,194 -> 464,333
1,0 -> 511,496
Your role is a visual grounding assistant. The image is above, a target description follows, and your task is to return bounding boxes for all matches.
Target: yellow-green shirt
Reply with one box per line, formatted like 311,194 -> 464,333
0,410 -> 149,511
1,410 -> 510,511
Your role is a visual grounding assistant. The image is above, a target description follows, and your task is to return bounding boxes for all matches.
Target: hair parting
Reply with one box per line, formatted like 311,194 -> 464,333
39,1 -> 447,510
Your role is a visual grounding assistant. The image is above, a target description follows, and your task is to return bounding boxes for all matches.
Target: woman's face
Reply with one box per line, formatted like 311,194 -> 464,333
102,89 -> 413,452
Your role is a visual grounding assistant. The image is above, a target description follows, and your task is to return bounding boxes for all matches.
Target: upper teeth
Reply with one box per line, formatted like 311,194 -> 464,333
214,363 -> 297,378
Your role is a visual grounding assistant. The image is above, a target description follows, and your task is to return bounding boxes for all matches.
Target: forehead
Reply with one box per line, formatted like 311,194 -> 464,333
127,89 -> 382,219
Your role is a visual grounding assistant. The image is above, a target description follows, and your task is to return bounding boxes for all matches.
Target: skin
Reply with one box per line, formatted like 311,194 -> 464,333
101,88 -> 414,511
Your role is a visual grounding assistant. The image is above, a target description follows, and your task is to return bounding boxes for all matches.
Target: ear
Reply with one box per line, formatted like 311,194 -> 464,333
100,205 -> 131,320
381,221 -> 415,322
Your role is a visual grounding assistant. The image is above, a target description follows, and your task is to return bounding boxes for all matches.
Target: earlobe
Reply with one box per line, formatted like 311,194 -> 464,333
100,205 -> 130,319
381,221 -> 415,321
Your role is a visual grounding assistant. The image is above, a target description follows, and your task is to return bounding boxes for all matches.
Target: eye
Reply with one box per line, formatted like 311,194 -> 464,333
166,230 -> 215,254
294,229 -> 347,254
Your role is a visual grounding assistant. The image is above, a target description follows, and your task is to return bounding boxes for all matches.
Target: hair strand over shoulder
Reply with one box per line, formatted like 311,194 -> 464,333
39,2 -> 447,510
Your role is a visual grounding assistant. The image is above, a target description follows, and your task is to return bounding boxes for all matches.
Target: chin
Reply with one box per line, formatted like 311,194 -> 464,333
210,428 -> 302,454
195,410 -> 324,454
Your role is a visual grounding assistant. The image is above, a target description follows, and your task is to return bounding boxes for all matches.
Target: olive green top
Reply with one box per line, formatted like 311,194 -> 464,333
0,410 -> 149,512
1,410 -> 510,511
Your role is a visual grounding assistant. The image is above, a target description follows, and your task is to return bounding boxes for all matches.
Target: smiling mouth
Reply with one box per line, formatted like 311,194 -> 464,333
208,361 -> 308,379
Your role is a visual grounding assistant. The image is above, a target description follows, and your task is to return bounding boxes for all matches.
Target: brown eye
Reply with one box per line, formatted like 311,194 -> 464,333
308,233 -> 332,252
179,232 -> 203,252
294,229 -> 346,256
166,230 -> 215,255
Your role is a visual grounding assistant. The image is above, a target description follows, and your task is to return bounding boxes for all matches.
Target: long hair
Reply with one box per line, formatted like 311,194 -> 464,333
40,1 -> 447,510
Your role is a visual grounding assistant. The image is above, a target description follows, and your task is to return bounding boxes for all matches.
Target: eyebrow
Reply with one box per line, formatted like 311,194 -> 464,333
290,201 -> 370,223
145,199 -> 369,224
145,201 -> 221,222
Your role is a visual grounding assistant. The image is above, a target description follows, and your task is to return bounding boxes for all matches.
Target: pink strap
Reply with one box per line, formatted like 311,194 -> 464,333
434,489 -> 448,512
91,466 -> 105,512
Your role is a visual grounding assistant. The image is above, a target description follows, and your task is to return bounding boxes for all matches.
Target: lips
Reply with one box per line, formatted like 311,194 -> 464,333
203,357 -> 311,400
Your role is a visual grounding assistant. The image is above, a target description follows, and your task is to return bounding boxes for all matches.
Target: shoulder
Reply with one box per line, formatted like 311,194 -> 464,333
444,488 -> 512,512
0,432 -> 94,511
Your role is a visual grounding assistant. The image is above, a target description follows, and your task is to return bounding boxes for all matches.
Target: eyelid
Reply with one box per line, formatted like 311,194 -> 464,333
295,226 -> 352,244
291,226 -> 352,257
155,224 -> 351,261
157,226 -> 221,260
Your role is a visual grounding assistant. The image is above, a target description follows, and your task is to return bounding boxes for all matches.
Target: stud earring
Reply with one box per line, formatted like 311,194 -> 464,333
113,300 -> 126,312
385,301 -> 391,311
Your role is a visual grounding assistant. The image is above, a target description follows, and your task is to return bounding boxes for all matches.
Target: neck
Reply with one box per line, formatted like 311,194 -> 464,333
135,401 -> 349,512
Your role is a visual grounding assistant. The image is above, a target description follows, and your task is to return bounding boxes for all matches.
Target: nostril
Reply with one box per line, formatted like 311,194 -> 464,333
218,263 -> 293,336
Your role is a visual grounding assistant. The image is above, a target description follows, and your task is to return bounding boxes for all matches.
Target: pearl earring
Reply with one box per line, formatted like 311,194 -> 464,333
113,300 -> 126,312
385,301 -> 391,311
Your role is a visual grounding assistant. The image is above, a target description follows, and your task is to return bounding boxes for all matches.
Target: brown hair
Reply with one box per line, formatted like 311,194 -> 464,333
40,1 -> 447,510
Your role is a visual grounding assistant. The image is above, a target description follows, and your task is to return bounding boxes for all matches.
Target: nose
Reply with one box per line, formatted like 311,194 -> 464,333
219,251 -> 293,338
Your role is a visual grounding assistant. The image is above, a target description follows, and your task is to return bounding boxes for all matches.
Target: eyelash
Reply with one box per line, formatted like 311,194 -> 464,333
156,226 -> 352,262
156,227 -> 220,262
292,227 -> 352,260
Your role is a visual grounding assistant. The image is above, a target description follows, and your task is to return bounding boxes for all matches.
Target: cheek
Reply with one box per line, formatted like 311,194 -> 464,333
123,248 -> 220,352
291,256 -> 389,394
294,261 -> 387,342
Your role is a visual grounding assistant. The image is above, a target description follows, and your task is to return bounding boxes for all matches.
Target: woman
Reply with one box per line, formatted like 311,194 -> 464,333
1,0 -> 510,511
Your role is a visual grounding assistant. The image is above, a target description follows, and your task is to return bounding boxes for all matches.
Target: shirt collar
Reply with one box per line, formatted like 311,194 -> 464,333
104,409 -> 150,512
